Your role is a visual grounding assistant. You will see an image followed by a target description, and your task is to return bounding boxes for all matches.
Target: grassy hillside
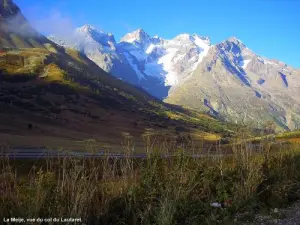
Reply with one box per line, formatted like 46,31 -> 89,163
0,0 -> 239,151
0,45 -> 235,151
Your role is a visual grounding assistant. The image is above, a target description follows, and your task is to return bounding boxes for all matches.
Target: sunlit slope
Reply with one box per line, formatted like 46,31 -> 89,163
0,0 -> 236,149
0,45 -> 235,149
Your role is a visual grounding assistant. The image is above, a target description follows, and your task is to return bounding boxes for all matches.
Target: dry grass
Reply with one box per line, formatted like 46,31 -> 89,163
1,132 -> 300,225
66,48 -> 87,65
192,131 -> 221,142
277,131 -> 300,138
41,63 -> 65,81
0,48 -> 49,75
285,138 -> 300,143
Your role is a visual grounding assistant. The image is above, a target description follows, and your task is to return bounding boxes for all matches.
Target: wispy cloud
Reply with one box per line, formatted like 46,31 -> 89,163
30,10 -> 75,37
4,11 -> 37,36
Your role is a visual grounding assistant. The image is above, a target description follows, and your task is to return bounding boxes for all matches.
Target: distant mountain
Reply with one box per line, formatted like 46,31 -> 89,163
50,25 -> 300,130
0,1 -> 229,147
166,37 -> 300,130
49,26 -> 211,99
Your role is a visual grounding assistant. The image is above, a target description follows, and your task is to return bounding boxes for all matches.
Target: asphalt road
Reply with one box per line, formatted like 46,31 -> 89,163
0,148 -> 222,159
0,148 -> 140,159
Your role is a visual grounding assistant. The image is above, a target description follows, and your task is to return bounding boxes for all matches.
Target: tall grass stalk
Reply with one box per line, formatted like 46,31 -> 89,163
1,132 -> 300,224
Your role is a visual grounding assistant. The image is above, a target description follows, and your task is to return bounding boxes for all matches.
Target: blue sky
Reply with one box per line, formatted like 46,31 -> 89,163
15,0 -> 300,68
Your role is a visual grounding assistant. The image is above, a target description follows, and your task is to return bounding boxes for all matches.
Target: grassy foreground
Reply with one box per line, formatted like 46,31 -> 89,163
1,134 -> 300,225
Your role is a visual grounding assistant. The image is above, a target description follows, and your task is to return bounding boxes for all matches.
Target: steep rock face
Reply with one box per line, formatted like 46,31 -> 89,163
166,38 -> 300,130
49,27 -> 211,98
49,26 -> 165,98
49,26 -> 300,130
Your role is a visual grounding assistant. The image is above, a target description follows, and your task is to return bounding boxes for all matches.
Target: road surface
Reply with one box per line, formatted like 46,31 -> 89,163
0,148 -> 223,159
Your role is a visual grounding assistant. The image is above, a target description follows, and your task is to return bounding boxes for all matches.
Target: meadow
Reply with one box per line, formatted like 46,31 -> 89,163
1,130 -> 300,225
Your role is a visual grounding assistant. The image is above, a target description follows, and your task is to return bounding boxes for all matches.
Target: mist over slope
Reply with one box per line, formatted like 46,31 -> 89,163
0,0 -> 52,48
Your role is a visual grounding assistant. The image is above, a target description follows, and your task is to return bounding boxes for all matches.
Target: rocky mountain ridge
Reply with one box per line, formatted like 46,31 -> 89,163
49,25 -> 300,130
49,25 -> 211,98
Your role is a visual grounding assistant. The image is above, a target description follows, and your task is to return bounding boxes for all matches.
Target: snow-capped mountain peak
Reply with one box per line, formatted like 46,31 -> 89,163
223,36 -> 247,52
192,35 -> 210,45
227,36 -> 243,43
50,27 -> 213,97
76,24 -> 96,33
173,33 -> 192,41
172,33 -> 210,45
49,27 -> 300,130
75,24 -> 116,44
214,36 -> 255,70
120,28 -> 151,43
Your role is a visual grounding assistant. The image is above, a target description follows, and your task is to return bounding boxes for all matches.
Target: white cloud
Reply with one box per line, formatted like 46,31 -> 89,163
31,10 -> 75,37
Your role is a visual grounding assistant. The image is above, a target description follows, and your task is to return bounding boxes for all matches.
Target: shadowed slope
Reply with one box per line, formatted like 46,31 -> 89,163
0,1 -> 234,150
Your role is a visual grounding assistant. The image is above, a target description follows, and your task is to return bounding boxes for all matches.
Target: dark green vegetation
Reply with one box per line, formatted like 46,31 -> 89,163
1,136 -> 300,224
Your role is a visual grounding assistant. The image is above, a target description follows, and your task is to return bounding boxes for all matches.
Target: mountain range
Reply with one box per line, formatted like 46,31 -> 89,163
49,26 -> 211,99
0,0 -> 230,149
49,25 -> 300,130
